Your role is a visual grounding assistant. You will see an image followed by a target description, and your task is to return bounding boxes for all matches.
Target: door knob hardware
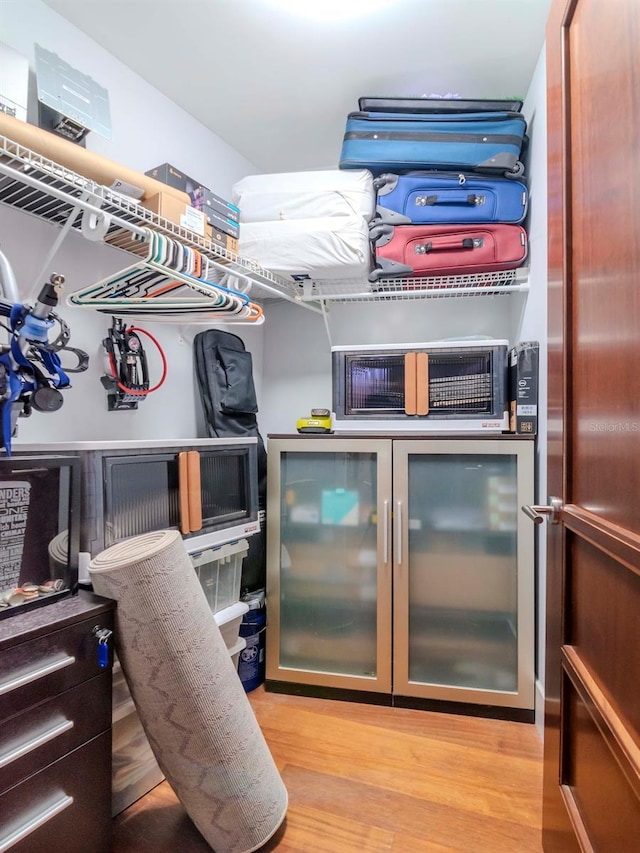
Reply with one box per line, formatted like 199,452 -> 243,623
521,496 -> 563,525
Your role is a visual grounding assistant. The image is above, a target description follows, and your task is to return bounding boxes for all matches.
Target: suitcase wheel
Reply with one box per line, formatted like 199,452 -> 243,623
505,160 -> 525,178
369,223 -> 386,242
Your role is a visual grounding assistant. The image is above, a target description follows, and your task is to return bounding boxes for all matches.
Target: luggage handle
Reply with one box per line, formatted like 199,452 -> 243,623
415,237 -> 484,254
417,193 -> 485,208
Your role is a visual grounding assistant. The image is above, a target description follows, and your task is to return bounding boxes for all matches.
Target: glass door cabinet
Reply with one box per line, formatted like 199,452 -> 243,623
266,439 -> 392,693
266,436 -> 534,712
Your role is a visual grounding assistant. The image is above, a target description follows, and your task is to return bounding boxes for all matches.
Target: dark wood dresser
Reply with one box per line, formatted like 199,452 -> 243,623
0,592 -> 115,853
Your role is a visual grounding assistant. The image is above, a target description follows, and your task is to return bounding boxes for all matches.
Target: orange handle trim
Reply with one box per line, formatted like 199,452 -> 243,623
178,452 -> 191,534
404,352 -> 417,415
416,352 -> 429,415
187,451 -> 203,532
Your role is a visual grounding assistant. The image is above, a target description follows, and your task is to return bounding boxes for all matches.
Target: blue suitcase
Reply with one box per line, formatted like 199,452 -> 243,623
374,172 -> 528,225
339,111 -> 527,176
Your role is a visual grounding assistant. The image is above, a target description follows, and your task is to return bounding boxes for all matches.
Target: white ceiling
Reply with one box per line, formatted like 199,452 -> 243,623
42,0 -> 551,174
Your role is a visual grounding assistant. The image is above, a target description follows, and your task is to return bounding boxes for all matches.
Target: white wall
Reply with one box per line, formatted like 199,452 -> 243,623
1,0 -> 258,198
1,0 -> 263,444
260,297 -> 515,436
519,46 -> 549,734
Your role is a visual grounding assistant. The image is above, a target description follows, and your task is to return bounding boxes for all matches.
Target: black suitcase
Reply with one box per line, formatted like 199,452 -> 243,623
358,97 -> 524,114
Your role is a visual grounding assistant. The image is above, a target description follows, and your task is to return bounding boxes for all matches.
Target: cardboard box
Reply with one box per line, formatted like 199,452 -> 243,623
509,341 -> 539,434
146,163 -> 240,238
201,187 -> 240,223
203,203 -> 240,239
140,192 -> 237,255
145,162 -> 204,197
141,192 -> 205,237
145,163 -> 213,221
206,226 -> 238,255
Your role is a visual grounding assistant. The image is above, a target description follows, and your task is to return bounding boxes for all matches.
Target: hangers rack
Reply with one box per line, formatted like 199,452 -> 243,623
0,135 -> 320,319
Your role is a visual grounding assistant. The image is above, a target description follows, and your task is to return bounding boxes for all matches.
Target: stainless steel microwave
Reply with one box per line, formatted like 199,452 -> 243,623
331,341 -> 509,432
13,439 -> 260,581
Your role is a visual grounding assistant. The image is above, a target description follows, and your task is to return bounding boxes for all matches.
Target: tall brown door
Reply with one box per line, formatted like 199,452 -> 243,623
543,0 -> 640,850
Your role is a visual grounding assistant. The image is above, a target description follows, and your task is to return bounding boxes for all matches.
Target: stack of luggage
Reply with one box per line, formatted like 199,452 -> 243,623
338,97 -> 530,282
231,169 -> 376,282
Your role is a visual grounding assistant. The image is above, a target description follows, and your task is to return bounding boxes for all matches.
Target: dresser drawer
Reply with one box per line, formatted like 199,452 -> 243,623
0,613 -> 114,720
0,673 -> 112,795
0,731 -> 112,853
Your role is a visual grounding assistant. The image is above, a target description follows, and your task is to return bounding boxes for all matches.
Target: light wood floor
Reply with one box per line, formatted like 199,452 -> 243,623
112,687 -> 543,853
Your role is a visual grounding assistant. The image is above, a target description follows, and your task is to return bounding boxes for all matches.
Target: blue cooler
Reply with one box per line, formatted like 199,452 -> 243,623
238,590 -> 266,692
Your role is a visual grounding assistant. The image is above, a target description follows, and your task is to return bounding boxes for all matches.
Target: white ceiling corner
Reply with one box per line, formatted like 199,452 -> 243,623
41,0 -> 551,173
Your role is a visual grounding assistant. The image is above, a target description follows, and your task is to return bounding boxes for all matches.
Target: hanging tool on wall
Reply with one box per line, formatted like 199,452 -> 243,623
0,254 -> 90,455
100,317 -> 167,411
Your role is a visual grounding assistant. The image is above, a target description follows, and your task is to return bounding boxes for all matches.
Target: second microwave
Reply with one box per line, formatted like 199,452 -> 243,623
14,438 -> 259,570
332,340 -> 509,432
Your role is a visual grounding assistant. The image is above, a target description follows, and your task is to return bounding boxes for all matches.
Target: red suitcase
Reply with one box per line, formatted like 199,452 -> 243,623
370,222 -> 527,280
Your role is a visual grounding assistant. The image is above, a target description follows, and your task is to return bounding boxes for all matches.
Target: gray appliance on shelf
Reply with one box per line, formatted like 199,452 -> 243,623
0,42 -> 29,121
34,43 -> 112,143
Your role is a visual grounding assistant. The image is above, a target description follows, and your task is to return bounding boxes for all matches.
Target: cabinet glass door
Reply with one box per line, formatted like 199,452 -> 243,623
393,439 -> 534,708
267,439 -> 392,692
199,447 -> 255,529
104,454 -> 179,546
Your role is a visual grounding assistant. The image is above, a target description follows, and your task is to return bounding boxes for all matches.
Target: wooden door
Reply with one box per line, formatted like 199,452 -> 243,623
544,0 -> 640,850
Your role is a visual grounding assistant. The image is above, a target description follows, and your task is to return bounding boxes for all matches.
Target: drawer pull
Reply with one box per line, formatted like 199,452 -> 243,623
0,655 -> 76,696
0,719 -> 74,768
0,794 -> 74,852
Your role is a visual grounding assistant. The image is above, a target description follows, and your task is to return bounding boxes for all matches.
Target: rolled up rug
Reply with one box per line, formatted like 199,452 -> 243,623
89,529 -> 287,853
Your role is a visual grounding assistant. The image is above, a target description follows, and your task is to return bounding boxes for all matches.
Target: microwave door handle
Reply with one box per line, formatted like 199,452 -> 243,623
178,452 -> 191,534
404,352 -> 417,416
416,352 -> 429,415
187,451 -> 203,532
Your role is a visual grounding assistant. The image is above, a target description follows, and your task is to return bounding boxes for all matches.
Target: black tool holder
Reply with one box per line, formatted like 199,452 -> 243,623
101,317 -> 149,411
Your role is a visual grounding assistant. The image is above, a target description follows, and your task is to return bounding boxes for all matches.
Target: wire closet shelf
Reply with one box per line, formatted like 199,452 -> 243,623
0,134 -> 529,318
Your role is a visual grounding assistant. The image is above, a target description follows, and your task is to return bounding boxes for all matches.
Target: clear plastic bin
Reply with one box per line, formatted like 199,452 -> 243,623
214,600 -> 249,648
192,538 -> 249,614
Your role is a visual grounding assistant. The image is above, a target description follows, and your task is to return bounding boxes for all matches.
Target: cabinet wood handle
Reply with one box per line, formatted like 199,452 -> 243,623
0,719 -> 74,769
416,352 -> 429,415
0,655 -> 76,697
0,794 -> 74,852
396,500 -> 403,565
178,451 -> 191,534
404,353 -> 417,415
187,451 -> 203,532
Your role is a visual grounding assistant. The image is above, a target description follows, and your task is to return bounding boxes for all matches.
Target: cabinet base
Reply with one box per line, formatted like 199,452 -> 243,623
265,680 -> 534,723
265,680 -> 392,707
393,694 -> 534,723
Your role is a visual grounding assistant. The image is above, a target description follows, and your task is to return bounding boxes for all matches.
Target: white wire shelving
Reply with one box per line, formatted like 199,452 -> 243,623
295,267 -> 529,303
0,133 -> 529,319
0,133 -> 318,320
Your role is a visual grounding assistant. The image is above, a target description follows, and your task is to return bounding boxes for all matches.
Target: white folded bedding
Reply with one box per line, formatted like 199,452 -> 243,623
238,216 -> 372,281
232,169 -> 375,223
